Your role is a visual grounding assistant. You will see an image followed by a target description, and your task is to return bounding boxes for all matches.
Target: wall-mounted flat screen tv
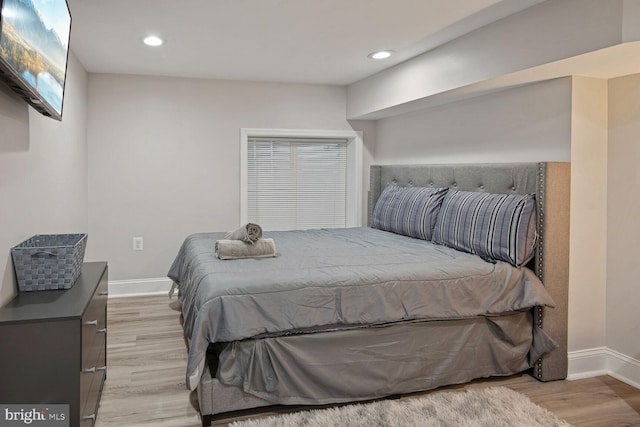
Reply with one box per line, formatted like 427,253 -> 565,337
0,0 -> 71,121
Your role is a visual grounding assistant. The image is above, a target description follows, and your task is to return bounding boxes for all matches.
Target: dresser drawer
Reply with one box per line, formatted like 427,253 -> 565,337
82,291 -> 107,368
82,325 -> 106,371
82,318 -> 106,369
80,335 -> 106,424
80,369 -> 105,426
82,278 -> 107,329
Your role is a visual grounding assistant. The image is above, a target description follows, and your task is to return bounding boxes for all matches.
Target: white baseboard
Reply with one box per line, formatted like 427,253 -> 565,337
567,347 -> 609,380
606,347 -> 640,389
108,277 -> 173,298
568,346 -> 640,389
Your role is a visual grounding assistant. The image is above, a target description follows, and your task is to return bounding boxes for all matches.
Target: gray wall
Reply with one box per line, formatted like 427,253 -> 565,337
374,78 -> 572,164
568,76 -> 608,354
607,73 -> 640,360
0,53 -> 89,306
87,74 -> 374,281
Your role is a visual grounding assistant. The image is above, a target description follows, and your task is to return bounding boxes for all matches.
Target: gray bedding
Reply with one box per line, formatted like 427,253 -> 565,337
168,227 -> 556,391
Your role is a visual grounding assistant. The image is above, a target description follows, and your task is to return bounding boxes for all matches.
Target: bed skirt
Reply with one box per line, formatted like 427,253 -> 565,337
198,311 -> 554,424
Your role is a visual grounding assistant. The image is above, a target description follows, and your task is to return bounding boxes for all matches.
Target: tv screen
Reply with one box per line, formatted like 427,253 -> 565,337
0,0 -> 71,120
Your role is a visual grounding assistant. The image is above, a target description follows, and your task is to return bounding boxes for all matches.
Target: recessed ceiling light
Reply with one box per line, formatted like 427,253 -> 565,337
143,35 -> 164,47
368,50 -> 394,60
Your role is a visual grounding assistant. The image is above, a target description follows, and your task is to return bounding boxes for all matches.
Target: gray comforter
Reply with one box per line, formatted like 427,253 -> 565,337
168,227 -> 556,390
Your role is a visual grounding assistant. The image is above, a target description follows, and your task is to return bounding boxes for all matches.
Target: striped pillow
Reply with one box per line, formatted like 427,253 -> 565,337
371,185 -> 448,240
432,190 -> 537,267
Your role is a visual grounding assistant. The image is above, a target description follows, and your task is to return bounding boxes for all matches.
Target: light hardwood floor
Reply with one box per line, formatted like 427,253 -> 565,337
95,296 -> 640,427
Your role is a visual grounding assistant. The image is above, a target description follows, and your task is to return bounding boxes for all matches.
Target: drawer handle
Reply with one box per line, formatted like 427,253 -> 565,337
83,367 -> 96,373
84,320 -> 98,326
82,414 -> 96,421
96,366 -> 107,372
99,291 -> 108,296
97,328 -> 107,334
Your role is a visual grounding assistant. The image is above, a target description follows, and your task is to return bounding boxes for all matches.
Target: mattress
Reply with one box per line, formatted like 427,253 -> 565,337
168,227 -> 556,390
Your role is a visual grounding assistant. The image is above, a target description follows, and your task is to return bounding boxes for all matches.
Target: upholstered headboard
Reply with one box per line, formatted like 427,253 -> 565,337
368,162 -> 570,382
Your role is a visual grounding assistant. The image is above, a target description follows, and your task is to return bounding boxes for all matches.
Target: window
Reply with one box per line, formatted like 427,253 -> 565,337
241,129 -> 362,231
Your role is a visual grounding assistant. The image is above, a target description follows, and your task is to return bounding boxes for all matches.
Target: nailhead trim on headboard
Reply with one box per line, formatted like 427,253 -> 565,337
535,162 -> 546,379
536,162 -> 546,283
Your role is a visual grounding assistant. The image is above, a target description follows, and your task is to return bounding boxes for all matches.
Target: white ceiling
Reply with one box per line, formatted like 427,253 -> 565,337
67,0 -> 545,86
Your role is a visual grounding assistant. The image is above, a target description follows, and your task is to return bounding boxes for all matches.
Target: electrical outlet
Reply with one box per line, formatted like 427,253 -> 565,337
133,237 -> 144,251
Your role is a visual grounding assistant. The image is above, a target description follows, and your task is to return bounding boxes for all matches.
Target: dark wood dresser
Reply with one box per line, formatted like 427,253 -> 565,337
0,262 -> 108,427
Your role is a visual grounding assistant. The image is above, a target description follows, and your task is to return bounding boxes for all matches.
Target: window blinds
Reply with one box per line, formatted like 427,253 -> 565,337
247,137 -> 348,230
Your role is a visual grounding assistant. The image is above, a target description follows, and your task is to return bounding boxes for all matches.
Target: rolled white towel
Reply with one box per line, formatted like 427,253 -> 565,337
215,238 -> 277,260
224,223 -> 263,244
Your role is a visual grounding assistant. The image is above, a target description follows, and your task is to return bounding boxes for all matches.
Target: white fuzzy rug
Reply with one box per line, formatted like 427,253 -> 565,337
229,386 -> 573,427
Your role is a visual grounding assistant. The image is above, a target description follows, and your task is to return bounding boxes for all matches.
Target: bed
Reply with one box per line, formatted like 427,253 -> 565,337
168,162 -> 570,426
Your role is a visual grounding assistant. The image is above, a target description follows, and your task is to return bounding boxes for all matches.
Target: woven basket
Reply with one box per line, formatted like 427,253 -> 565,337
11,234 -> 87,292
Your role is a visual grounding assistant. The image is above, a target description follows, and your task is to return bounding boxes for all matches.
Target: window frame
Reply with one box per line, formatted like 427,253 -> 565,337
240,128 -> 363,229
